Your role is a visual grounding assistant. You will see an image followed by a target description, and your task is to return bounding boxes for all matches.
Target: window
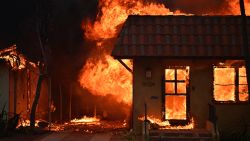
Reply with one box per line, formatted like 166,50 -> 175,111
213,66 -> 249,103
239,67 -> 249,101
164,67 -> 189,120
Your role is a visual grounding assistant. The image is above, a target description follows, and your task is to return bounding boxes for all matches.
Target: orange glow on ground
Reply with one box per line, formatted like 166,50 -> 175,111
138,116 -> 194,130
70,116 -> 101,125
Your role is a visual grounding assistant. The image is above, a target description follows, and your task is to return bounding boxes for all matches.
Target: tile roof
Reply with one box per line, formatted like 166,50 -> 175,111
112,15 -> 250,59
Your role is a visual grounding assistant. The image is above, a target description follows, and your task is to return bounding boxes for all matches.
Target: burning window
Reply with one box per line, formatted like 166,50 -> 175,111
239,67 -> 249,101
213,67 -> 249,102
164,67 -> 189,120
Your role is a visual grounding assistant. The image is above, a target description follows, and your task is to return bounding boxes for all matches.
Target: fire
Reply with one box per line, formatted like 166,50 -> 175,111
70,116 -> 100,125
79,0 -> 250,125
79,0 -> 182,105
79,55 -> 132,104
165,96 -> 187,120
17,119 -> 40,128
138,116 -> 194,130
239,67 -> 249,101
79,0 -> 250,105
0,45 -> 26,70
0,45 -> 37,70
84,0 -> 181,41
225,0 -> 250,15
214,67 -> 235,101
214,66 -> 249,102
165,67 -> 189,120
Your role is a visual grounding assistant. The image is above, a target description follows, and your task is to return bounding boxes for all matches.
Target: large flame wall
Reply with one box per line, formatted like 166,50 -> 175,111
79,0 -> 250,106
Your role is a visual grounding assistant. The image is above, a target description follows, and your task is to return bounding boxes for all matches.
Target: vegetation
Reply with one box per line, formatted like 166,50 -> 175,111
0,104 -> 19,138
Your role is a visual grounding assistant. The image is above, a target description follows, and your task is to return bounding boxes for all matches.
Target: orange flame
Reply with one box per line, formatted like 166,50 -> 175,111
214,66 -> 249,102
164,67 -> 189,120
84,0 -> 182,41
79,56 -> 132,104
79,0 -> 182,105
225,0 -> 250,15
138,116 -> 194,130
0,45 -> 37,70
79,0 -> 250,116
0,45 -> 26,70
70,116 -> 100,125
214,67 -> 235,101
17,119 -> 41,128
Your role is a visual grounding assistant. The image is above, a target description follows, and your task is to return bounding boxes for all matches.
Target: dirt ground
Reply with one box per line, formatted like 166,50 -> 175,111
0,131 -> 142,141
0,121 -> 143,141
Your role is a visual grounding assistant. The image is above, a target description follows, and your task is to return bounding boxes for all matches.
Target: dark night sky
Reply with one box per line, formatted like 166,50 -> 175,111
0,0 -> 35,44
0,0 -> 244,82
0,0 -> 98,82
0,0 -> 98,46
0,0 -> 240,53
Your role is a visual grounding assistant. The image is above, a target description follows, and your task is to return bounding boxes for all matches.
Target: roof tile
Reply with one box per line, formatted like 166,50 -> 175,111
112,15 -> 250,59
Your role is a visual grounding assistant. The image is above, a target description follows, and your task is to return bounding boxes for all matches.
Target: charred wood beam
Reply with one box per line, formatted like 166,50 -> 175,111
239,0 -> 250,104
117,59 -> 133,73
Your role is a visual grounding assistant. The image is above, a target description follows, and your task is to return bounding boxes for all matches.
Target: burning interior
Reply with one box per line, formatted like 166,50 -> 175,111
0,0 -> 250,139
214,66 -> 249,102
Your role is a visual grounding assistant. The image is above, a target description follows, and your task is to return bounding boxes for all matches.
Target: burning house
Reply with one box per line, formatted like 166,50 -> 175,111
112,15 -> 250,136
0,45 -> 50,126
2,0 -> 250,140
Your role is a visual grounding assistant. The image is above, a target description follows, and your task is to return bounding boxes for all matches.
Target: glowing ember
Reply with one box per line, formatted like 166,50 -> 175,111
17,119 -> 40,128
0,45 -> 26,70
0,45 -> 37,70
138,116 -> 194,130
51,120 -> 128,133
70,116 -> 100,125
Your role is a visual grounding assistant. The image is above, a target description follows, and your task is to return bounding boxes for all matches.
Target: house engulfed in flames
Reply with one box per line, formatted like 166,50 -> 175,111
112,15 -> 250,134
0,45 -> 50,125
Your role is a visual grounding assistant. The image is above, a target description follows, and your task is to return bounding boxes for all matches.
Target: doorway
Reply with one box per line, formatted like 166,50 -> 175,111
164,67 -> 190,121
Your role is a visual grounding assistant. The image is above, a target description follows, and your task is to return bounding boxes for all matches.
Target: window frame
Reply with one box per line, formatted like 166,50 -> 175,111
213,66 -> 249,104
163,66 -> 190,121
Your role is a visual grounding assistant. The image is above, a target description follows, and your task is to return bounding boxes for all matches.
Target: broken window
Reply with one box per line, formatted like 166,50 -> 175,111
164,67 -> 189,120
213,66 -> 249,103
